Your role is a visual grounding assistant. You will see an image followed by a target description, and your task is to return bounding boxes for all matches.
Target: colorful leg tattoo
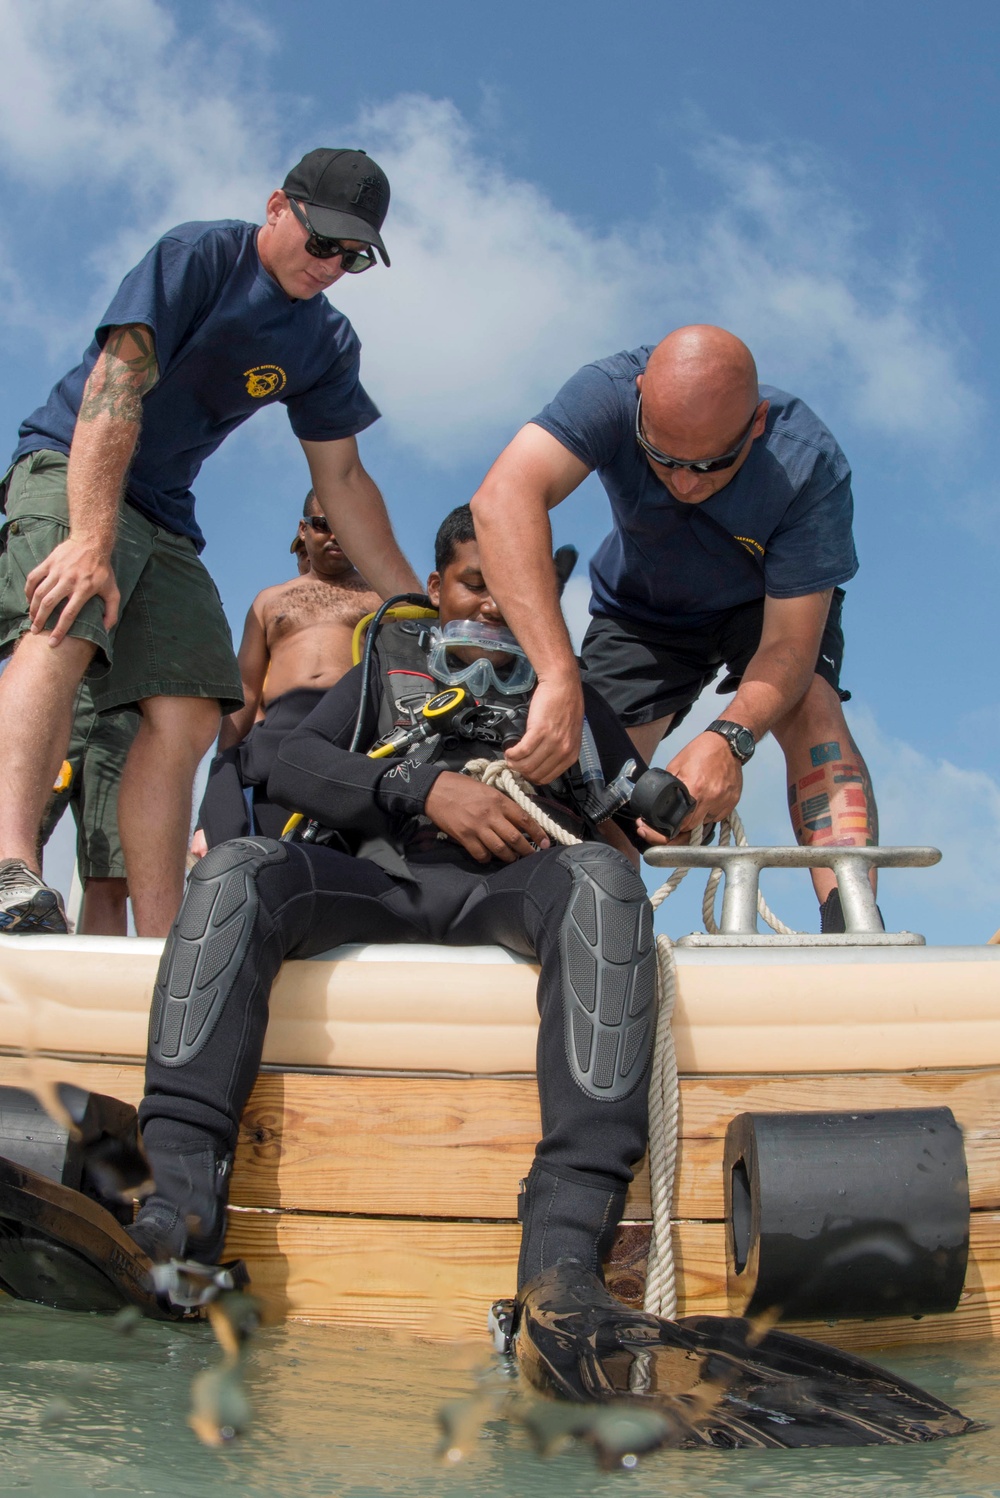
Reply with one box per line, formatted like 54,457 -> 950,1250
788,739 -> 878,848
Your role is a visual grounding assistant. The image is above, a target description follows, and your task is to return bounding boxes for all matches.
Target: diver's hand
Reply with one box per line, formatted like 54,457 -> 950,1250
425,772 -> 551,863
636,820 -> 699,848
664,732 -> 743,830
503,674 -> 583,784
189,829 -> 208,861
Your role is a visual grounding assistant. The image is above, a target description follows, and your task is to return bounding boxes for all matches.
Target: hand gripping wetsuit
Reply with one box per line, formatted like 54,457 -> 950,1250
135,622 -> 658,1285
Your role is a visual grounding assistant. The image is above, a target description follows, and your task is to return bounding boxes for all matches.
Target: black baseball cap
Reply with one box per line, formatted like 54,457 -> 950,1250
282,149 -> 391,265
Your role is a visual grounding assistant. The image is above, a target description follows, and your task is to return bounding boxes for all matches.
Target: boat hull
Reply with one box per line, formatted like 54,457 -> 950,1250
1,934 -> 998,1347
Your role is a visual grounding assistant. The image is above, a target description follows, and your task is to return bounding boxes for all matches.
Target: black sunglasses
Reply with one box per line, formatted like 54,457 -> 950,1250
635,392 -> 760,474
288,199 -> 376,273
303,515 -> 332,534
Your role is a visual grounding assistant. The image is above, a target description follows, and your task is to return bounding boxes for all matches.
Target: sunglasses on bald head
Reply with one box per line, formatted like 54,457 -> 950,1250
288,199 -> 376,273
635,392 -> 761,474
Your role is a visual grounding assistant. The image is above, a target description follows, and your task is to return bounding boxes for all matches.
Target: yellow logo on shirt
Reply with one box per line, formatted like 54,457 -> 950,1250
244,365 -> 287,398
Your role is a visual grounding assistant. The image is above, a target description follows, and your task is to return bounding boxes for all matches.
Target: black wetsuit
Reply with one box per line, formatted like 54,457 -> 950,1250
139,656 -> 658,1275
197,687 -> 325,846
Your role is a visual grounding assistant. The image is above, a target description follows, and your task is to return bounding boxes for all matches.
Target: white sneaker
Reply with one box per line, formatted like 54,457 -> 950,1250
0,859 -> 68,934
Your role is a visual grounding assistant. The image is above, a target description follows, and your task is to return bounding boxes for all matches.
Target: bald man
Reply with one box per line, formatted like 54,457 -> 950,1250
470,327 -> 877,932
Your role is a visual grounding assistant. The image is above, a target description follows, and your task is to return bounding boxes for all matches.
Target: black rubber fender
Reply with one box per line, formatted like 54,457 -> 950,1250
149,837 -> 288,1068
556,845 -> 657,1102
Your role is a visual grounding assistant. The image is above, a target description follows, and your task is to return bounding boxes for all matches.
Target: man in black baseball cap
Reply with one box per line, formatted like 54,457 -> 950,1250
0,145 -> 418,940
282,148 -> 391,265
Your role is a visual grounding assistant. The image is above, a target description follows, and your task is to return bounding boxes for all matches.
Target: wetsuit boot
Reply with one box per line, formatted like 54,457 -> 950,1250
819,887 -> 885,934
516,1160 -> 626,1290
127,1122 -> 231,1265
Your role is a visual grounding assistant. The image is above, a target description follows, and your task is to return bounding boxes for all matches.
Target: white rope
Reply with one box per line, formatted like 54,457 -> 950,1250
462,757 -> 797,1321
461,759 -> 581,847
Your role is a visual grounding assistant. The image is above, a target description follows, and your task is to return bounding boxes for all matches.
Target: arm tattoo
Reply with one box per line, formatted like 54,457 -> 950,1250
78,324 -> 159,425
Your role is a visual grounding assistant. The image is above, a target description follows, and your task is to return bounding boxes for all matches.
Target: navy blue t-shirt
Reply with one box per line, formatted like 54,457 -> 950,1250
12,221 -> 380,550
531,346 -> 858,627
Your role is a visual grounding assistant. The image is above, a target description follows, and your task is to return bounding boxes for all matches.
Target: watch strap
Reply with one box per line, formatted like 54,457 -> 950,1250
705,719 -> 756,763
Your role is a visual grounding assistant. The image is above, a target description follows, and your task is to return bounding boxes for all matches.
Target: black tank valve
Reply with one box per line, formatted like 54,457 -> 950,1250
628,768 -> 695,840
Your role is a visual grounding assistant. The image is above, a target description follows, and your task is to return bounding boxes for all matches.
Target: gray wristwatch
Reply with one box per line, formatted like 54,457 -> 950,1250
705,719 -> 756,764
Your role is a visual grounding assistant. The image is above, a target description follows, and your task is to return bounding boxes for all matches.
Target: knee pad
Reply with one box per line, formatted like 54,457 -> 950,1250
149,838 -> 286,1068
556,845 -> 657,1102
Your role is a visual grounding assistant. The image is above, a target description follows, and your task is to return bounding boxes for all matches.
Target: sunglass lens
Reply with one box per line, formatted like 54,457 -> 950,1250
306,236 -> 342,260
343,249 -> 374,273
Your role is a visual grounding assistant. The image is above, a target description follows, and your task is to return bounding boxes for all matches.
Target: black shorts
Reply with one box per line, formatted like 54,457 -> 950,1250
580,589 -> 849,734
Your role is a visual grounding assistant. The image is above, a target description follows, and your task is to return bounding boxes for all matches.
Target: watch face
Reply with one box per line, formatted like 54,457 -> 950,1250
733,727 -> 755,761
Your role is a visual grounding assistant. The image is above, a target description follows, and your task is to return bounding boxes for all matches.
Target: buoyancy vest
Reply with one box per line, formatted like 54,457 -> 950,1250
370,619 -> 523,774
364,618 -> 587,859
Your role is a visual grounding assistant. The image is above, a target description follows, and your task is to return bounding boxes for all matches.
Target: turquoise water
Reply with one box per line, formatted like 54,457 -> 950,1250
0,1297 -> 996,1497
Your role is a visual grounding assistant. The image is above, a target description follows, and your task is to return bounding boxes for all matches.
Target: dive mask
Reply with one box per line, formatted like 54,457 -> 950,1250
427,621 -> 537,697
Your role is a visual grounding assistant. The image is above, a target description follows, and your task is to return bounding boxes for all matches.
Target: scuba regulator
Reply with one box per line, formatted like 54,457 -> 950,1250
554,718 -> 696,842
283,592 -> 697,844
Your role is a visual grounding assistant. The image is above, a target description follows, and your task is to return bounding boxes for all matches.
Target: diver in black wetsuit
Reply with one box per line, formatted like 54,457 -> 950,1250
0,507 -> 979,1451
130,505 -> 659,1288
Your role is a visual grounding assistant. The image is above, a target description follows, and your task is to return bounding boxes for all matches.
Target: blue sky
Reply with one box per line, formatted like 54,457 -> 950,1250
1,0 -> 997,941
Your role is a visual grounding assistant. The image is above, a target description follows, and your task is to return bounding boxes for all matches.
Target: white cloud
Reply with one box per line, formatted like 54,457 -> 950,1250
669,134 -> 978,444
0,1 -> 274,204
0,0 -> 280,347
0,4 -> 978,462
334,97 -> 979,461
332,95 -> 635,463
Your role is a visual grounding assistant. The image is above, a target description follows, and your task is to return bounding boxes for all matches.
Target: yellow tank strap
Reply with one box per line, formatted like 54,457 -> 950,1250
350,606 -> 438,666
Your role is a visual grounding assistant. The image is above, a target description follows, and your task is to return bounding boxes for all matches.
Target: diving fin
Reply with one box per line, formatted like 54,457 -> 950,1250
513,1260 -> 980,1450
0,1154 -> 186,1317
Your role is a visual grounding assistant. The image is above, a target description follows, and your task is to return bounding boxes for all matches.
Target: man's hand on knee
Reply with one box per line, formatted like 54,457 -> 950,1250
425,772 -> 550,863
26,538 -> 120,642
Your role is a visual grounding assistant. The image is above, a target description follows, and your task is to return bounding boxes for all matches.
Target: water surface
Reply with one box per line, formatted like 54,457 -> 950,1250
0,1298 -> 995,1497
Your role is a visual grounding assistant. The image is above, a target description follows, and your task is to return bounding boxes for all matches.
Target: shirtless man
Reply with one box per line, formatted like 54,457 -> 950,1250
195,489 -> 380,847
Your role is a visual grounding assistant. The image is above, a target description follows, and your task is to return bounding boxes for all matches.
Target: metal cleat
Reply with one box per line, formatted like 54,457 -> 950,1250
643,844 -> 941,946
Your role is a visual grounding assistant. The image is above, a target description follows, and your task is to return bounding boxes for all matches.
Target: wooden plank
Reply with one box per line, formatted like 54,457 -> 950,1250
222,1212 -> 522,1335
230,1066 -> 1000,1218
1,1057 -> 996,1218
1,1054 -> 997,1346
677,1069 -> 1000,1216
223,1208 -> 1000,1349
0,1057 -> 146,1107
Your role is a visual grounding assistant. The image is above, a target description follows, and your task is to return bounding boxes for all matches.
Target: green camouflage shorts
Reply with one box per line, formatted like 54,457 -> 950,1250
39,682 -> 137,880
0,449 -> 243,715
